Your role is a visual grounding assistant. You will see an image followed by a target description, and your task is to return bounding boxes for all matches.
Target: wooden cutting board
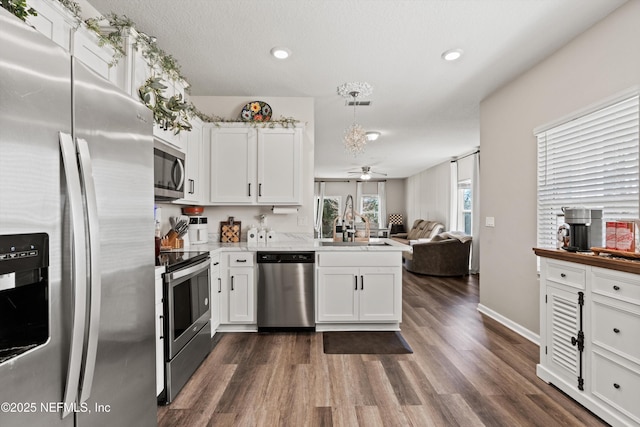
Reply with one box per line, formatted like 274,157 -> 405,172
220,217 -> 241,243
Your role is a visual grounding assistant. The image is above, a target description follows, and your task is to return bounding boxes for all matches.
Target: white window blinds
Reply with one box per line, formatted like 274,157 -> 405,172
536,94 -> 640,249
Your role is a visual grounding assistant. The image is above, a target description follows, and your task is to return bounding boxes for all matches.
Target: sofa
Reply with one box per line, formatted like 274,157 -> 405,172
402,232 -> 472,276
391,219 -> 445,245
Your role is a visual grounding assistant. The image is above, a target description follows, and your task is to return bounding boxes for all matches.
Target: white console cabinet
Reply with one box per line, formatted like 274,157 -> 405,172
316,252 -> 402,331
536,251 -> 640,427
209,125 -> 303,205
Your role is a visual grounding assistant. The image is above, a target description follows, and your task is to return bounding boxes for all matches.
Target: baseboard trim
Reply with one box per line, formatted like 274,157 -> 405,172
477,304 -> 540,345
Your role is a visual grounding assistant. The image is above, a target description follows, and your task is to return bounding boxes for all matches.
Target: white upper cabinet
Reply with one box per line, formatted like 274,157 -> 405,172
72,25 -> 124,87
257,128 -> 302,204
182,118 -> 205,203
209,124 -> 303,205
26,0 -> 123,86
27,0 -> 77,51
209,126 -> 256,204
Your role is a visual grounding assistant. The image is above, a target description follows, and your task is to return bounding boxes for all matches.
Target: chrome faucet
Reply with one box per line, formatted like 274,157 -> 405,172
342,194 -> 355,241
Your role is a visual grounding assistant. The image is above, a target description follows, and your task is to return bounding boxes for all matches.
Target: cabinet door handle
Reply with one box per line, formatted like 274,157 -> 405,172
613,285 -> 620,291
613,383 -> 621,389
231,276 -> 234,291
354,275 -> 358,290
613,328 -> 620,334
213,262 -> 219,266
259,183 -> 262,197
360,275 -> 364,290
235,259 -> 247,263
248,183 -> 251,196
218,277 -> 221,293
560,273 -> 566,278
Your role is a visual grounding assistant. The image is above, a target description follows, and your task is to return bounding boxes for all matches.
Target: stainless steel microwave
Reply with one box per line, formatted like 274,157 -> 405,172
154,141 -> 185,200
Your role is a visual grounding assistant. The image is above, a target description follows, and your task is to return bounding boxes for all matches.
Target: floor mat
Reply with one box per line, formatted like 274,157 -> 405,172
322,331 -> 413,354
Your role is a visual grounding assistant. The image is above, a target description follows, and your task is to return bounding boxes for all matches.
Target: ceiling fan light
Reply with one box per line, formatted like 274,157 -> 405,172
365,131 -> 380,141
360,173 -> 371,180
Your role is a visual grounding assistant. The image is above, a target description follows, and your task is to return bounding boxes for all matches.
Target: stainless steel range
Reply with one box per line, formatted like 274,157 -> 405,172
157,251 -> 211,404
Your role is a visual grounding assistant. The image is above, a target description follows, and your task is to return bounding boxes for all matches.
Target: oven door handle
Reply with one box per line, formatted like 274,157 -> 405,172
167,258 -> 210,281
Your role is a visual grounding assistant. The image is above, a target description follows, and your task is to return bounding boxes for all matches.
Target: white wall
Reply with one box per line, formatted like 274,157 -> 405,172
404,161 -> 451,229
157,96 -> 314,240
479,1 -> 640,335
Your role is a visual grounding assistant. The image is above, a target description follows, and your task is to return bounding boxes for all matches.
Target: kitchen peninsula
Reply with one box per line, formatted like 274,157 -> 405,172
202,237 -> 409,332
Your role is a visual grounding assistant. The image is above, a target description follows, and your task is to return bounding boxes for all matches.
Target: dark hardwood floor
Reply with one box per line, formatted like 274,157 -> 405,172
157,271 -> 608,426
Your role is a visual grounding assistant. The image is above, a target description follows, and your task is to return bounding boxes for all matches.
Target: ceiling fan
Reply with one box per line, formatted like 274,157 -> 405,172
348,166 -> 387,180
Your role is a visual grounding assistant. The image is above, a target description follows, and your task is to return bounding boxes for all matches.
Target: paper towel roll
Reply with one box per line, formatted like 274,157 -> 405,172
272,207 -> 298,214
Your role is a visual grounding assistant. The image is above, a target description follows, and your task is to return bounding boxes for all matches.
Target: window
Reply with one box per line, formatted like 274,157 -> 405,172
359,194 -> 380,224
458,180 -> 472,235
321,196 -> 341,238
536,94 -> 639,249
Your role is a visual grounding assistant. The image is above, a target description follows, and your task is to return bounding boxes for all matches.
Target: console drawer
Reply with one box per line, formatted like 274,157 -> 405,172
593,267 -> 640,306
545,260 -> 586,289
592,301 -> 640,363
592,351 -> 640,423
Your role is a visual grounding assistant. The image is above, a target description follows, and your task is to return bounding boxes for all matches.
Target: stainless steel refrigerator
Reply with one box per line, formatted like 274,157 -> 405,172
0,9 -> 156,426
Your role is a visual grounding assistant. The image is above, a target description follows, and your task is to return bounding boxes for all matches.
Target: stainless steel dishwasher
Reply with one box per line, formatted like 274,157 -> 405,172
257,251 -> 315,331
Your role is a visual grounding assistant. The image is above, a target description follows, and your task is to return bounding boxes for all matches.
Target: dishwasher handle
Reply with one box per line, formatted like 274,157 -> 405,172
257,251 -> 315,263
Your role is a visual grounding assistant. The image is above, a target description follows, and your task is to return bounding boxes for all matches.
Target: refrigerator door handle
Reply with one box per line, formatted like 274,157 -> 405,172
76,138 -> 102,403
59,132 -> 88,418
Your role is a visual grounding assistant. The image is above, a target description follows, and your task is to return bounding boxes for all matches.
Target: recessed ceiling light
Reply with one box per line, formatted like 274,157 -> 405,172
365,131 -> 380,141
270,47 -> 291,59
441,49 -> 463,61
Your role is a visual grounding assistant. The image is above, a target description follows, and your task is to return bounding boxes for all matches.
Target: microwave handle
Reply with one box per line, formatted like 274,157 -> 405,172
172,158 -> 185,191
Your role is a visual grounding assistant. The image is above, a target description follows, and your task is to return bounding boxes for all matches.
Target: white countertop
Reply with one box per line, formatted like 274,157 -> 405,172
180,237 -> 410,254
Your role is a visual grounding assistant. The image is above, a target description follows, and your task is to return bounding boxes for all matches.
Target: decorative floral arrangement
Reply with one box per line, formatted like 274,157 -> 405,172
194,109 -> 301,129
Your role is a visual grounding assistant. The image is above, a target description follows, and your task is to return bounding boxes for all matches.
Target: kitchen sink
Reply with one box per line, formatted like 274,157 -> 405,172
320,241 -> 392,247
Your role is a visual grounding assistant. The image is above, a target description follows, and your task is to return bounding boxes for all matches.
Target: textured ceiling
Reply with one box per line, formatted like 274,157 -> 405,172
87,0 -> 626,179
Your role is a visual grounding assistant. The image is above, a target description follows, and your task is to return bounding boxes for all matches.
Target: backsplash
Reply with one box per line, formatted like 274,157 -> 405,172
155,203 -> 314,243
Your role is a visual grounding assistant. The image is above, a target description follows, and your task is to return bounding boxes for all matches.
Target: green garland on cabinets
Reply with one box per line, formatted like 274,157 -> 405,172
138,77 -> 192,134
1,0 -> 37,21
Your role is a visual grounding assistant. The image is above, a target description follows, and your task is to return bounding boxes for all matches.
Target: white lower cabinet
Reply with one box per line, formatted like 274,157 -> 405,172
228,267 -> 255,323
154,267 -> 165,397
219,252 -> 256,329
538,255 -> 640,427
316,252 -> 402,329
210,252 -> 221,335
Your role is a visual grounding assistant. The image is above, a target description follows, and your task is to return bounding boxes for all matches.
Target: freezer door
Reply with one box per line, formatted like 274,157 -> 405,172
72,58 -> 156,426
0,10 -> 74,427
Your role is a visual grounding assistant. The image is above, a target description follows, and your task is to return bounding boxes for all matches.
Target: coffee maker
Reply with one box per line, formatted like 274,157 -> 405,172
561,207 -> 603,252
